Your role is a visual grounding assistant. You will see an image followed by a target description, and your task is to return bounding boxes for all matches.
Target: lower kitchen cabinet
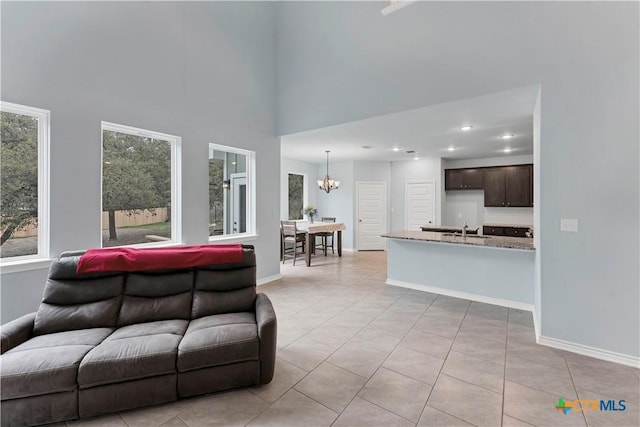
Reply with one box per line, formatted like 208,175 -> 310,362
484,225 -> 530,238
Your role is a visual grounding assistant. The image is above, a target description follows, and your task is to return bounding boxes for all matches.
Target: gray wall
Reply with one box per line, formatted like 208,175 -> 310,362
386,239 -> 535,306
280,157 -> 320,220
317,161 -> 355,250
1,1 -> 279,322
277,2 -> 640,358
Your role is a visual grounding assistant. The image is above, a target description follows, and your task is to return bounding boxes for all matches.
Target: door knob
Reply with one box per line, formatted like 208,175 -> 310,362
359,219 -> 362,222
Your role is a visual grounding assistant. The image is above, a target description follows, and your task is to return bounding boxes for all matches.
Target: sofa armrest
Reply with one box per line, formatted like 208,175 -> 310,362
255,293 -> 277,384
1,312 -> 36,354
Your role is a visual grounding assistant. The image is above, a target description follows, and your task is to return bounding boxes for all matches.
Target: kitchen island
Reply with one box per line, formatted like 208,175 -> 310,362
382,231 -> 535,310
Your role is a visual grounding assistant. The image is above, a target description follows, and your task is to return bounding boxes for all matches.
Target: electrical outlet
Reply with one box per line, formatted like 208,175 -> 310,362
560,219 -> 578,232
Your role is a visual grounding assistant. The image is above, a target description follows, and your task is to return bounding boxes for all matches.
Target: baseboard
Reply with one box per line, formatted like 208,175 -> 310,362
386,278 -> 535,312
257,274 -> 282,286
537,335 -> 640,369
532,309 -> 541,342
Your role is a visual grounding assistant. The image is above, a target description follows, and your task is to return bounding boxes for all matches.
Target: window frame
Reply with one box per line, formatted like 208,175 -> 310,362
208,143 -> 256,242
100,121 -> 182,248
0,101 -> 50,267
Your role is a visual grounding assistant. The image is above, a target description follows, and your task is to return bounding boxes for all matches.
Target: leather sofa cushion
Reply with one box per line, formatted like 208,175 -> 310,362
118,272 -> 193,326
1,328 -> 113,400
178,313 -> 258,372
78,320 -> 188,388
191,250 -> 256,319
191,287 -> 256,320
34,276 -> 124,335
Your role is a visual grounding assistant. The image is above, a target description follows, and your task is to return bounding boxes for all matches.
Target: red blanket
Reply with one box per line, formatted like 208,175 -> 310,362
77,244 -> 244,274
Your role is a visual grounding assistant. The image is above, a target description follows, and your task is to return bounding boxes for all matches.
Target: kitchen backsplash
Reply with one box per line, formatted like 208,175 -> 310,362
484,207 -> 533,226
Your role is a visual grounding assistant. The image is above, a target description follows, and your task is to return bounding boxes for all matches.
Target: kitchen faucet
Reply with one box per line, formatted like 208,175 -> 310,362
462,222 -> 468,238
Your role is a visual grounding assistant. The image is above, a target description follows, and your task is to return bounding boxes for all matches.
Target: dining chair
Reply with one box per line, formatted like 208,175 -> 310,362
315,217 -> 336,256
281,220 -> 306,265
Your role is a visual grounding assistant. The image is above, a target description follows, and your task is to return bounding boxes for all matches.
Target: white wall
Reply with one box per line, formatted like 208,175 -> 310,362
276,1 -> 639,359
1,2 -> 279,322
390,158 -> 443,232
280,157 -> 320,220
443,155 -> 534,228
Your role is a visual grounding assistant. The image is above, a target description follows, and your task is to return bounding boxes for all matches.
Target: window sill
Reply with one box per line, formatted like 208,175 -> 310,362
209,233 -> 258,244
110,241 -> 183,249
1,258 -> 53,274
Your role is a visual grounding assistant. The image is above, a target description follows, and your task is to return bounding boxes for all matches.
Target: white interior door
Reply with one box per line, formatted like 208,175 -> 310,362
405,181 -> 435,231
357,182 -> 387,250
230,173 -> 247,234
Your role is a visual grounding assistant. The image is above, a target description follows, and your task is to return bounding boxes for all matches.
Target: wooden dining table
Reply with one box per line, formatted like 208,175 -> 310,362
297,221 -> 346,267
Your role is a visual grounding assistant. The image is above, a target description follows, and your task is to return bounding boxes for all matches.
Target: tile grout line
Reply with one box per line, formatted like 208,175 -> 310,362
501,309 -> 511,427
414,298 -> 474,425
250,258 -> 402,425
324,292 -> 438,425
562,349 -> 589,426
327,298 -> 438,425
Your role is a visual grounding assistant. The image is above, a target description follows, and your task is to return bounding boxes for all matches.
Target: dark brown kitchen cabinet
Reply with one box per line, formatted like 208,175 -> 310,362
504,227 -> 529,237
445,168 -> 483,190
483,225 -> 530,238
483,165 -> 532,207
483,226 -> 505,236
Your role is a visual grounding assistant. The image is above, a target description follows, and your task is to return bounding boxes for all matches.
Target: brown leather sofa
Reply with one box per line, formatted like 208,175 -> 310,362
0,245 -> 277,427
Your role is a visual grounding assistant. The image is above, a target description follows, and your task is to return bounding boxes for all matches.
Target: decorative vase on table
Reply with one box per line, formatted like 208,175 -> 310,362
303,205 -> 318,224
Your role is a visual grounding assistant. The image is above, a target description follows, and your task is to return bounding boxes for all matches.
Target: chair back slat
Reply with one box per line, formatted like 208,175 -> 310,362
281,220 -> 298,238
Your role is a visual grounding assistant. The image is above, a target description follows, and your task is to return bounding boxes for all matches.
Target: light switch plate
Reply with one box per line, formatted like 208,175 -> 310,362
560,218 -> 579,232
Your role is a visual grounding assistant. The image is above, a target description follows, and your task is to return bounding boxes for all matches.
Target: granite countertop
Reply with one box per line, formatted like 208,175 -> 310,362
420,225 -> 480,233
382,230 -> 535,251
484,223 -> 533,229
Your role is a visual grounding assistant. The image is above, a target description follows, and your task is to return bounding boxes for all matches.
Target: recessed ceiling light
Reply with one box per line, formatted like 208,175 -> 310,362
447,147 -> 456,152
503,147 -> 513,153
460,125 -> 473,131
414,156 -> 419,160
392,147 -> 400,152
501,134 -> 514,139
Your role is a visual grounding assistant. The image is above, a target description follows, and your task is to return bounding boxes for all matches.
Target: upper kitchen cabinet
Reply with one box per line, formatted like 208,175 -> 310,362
484,164 -> 533,207
444,168 -> 484,190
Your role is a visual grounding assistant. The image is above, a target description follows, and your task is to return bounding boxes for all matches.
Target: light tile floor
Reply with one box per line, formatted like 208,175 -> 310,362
64,251 -> 639,427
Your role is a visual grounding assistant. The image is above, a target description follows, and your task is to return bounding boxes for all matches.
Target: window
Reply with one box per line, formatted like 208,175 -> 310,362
101,122 -> 181,247
288,173 -> 305,220
209,143 -> 255,239
0,102 -> 49,261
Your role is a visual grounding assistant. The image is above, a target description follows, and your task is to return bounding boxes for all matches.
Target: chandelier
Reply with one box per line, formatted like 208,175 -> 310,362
317,150 -> 340,193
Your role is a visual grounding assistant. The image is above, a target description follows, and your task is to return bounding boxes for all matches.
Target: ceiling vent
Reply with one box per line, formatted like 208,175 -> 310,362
405,150 -> 416,154
361,145 -> 373,149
